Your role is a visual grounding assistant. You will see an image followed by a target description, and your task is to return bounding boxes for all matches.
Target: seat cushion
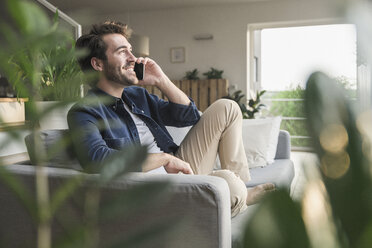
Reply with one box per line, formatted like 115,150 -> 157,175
245,159 -> 294,189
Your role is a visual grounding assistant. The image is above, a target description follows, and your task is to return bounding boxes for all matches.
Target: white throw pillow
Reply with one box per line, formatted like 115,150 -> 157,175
242,116 -> 282,168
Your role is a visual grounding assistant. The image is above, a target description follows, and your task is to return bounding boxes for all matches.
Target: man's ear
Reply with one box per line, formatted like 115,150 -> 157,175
91,57 -> 104,71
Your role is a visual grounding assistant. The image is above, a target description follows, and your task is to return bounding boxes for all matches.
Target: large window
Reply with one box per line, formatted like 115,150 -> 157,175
252,24 -> 357,150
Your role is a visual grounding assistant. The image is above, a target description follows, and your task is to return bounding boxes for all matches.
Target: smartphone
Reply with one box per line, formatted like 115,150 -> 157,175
134,63 -> 145,80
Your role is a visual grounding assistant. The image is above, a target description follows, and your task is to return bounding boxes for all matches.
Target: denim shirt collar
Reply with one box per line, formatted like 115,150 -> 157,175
90,87 -> 135,111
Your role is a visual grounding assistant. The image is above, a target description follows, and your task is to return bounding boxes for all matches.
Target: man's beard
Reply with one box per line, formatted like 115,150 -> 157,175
103,60 -> 138,86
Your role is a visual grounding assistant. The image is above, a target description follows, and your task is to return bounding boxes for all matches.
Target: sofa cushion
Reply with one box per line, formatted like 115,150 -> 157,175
242,117 -> 282,168
245,159 -> 294,190
24,130 -> 82,171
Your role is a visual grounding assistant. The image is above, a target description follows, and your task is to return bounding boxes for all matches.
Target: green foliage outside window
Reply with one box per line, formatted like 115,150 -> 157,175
264,77 -> 356,148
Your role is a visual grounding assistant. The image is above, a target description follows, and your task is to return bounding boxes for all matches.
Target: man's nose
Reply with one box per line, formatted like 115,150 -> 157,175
127,50 -> 137,61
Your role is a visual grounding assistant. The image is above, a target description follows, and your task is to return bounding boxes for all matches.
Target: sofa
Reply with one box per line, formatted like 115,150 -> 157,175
0,127 -> 294,248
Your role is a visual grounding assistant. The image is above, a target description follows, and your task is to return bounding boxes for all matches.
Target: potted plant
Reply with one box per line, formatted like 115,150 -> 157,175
6,11 -> 85,130
223,89 -> 266,119
34,40 -> 84,130
183,68 -> 200,80
203,67 -> 224,79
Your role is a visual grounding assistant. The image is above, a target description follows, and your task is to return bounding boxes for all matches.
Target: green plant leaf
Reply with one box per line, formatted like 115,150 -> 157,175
243,189 -> 311,248
305,71 -> 372,246
0,166 -> 38,221
99,145 -> 148,184
50,175 -> 86,217
203,67 -> 224,79
184,68 -> 200,80
7,0 -> 51,36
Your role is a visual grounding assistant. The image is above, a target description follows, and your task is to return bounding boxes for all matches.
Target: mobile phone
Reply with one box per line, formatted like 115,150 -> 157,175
134,63 -> 145,80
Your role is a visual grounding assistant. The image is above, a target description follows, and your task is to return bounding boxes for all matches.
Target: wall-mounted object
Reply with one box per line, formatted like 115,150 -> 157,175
193,33 -> 213,40
170,47 -> 185,63
131,35 -> 149,57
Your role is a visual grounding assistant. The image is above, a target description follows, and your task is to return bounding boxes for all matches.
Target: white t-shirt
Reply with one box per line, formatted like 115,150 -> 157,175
123,103 -> 167,174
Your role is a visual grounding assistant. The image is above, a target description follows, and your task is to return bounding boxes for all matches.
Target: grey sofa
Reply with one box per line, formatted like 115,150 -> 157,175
0,129 -> 294,248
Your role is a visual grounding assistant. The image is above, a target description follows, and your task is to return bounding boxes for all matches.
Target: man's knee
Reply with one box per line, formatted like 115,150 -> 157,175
210,170 -> 247,216
212,99 -> 242,119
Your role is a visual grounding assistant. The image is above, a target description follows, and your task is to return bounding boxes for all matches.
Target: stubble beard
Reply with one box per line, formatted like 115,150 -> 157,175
103,60 -> 138,86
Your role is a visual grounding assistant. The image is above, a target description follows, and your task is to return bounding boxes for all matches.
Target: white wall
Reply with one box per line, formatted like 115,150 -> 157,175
81,0 -> 342,96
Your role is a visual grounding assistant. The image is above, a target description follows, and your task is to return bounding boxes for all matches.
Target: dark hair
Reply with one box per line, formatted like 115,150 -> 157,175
75,21 -> 130,72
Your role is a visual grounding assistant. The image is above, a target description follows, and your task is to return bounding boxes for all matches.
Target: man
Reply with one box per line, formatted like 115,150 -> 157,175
68,21 -> 274,217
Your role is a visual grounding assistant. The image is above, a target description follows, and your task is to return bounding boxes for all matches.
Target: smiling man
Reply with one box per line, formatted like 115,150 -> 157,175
68,21 -> 274,217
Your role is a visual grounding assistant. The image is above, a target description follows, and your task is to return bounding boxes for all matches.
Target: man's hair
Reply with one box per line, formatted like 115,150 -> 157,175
75,21 -> 130,72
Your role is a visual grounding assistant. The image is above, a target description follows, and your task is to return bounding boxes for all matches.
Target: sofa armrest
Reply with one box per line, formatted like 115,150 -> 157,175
120,172 -> 232,248
275,130 -> 291,159
1,164 -> 231,248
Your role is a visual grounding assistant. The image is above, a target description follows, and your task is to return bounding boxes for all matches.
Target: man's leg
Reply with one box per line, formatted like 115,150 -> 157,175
175,99 -> 250,182
175,99 -> 250,216
210,170 -> 248,217
175,99 -> 275,215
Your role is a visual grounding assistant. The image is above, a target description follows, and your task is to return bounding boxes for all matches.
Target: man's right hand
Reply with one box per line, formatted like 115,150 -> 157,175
164,156 -> 194,175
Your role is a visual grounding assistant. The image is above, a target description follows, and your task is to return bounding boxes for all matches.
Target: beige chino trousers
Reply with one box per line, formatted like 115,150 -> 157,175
175,99 -> 250,217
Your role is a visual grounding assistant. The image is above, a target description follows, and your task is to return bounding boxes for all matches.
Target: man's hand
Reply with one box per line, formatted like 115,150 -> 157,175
136,57 -> 167,87
142,153 -> 193,174
164,156 -> 194,175
135,57 -> 191,106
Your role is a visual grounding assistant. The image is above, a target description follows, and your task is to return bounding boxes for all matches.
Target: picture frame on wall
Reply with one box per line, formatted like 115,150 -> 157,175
170,47 -> 185,63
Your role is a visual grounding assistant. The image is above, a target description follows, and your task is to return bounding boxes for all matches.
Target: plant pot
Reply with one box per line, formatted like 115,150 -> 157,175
34,101 -> 74,130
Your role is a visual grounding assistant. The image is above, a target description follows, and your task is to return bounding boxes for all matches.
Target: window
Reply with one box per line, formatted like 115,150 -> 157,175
251,23 -> 357,150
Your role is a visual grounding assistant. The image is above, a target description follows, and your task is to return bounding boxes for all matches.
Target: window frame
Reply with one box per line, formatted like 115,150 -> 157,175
247,19 -> 361,151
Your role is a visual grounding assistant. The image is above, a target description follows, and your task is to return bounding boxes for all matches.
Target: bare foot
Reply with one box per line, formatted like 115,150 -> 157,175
246,183 -> 276,205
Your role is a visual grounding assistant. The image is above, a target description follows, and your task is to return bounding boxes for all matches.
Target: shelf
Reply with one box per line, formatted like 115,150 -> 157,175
0,121 -> 31,131
0,98 -> 28,102
0,152 -> 30,166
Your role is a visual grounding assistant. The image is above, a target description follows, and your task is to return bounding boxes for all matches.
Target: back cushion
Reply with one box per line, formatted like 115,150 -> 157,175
24,129 -> 82,171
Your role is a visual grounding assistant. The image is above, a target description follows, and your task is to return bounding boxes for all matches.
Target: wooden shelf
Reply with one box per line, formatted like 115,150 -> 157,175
0,98 -> 28,102
0,152 -> 30,166
0,121 -> 31,131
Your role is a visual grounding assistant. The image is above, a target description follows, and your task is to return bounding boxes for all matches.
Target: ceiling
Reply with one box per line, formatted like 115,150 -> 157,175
46,0 -> 271,15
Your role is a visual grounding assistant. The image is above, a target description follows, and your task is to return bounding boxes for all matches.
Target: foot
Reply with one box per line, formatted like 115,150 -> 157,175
246,183 -> 276,205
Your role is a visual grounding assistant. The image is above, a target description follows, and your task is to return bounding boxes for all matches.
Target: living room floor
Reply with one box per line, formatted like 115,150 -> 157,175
290,151 -> 318,200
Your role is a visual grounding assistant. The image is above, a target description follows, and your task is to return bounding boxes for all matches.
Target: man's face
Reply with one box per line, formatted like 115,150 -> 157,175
101,33 -> 138,86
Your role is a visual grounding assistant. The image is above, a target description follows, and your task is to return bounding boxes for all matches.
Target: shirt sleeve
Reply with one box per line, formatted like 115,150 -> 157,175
67,107 -> 119,170
150,94 -> 201,127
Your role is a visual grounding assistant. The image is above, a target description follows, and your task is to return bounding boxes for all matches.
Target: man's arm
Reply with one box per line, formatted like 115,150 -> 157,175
136,58 -> 191,106
143,153 -> 194,174
68,105 -> 193,174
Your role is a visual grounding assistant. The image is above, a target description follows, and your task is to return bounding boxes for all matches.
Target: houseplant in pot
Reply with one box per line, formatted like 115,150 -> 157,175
34,38 -> 85,130
223,89 -> 266,119
8,13 -> 85,130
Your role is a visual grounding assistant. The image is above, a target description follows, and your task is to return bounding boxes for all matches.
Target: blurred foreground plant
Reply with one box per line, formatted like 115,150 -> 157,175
0,1 -> 175,248
242,71 -> 372,248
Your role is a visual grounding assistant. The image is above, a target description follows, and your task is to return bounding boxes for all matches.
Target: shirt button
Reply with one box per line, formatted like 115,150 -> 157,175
112,106 -> 116,110
141,110 -> 144,114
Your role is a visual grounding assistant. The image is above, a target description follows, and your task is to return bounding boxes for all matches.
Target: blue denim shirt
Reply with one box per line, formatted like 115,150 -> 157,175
67,86 -> 200,165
